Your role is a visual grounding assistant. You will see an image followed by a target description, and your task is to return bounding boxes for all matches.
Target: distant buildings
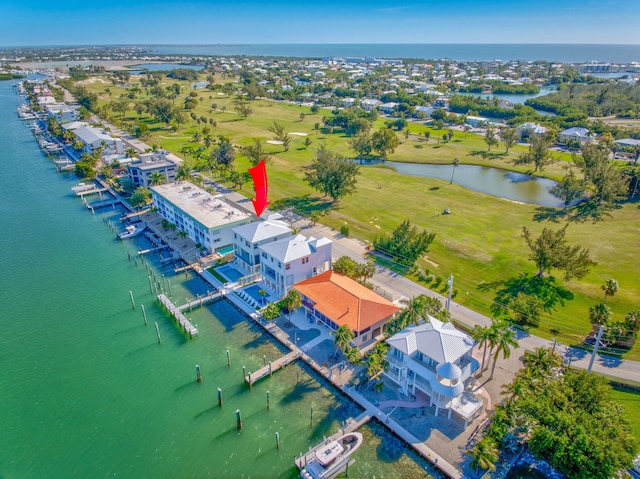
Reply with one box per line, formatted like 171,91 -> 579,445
72,125 -> 124,155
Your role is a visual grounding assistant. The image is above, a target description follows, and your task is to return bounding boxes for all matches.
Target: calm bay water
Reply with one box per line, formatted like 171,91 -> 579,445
151,43 -> 640,63
0,80 -> 432,478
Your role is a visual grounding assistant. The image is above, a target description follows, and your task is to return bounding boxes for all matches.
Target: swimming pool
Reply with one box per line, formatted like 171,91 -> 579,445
216,264 -> 243,282
243,284 -> 271,304
217,245 -> 234,256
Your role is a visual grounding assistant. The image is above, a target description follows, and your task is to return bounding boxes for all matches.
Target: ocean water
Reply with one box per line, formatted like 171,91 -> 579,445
0,79 -> 434,478
150,43 -> 640,63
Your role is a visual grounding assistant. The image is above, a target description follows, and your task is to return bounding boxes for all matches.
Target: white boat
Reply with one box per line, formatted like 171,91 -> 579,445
118,223 -> 146,240
297,432 -> 363,479
71,182 -> 94,193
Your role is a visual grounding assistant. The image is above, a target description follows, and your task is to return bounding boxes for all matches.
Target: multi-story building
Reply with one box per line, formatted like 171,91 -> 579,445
150,182 -> 251,255
384,317 -> 482,427
127,150 -> 178,187
258,233 -> 332,297
231,214 -> 292,273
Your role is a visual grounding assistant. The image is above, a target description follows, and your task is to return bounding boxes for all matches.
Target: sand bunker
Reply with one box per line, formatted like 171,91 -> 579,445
267,140 -> 284,145
289,132 -> 308,136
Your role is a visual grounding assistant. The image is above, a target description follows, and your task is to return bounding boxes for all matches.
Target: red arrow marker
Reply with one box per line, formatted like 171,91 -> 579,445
248,160 -> 270,217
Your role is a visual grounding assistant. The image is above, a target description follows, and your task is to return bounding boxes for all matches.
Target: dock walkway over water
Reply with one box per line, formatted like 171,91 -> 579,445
176,291 -> 223,312
245,350 -> 300,386
157,293 -> 198,337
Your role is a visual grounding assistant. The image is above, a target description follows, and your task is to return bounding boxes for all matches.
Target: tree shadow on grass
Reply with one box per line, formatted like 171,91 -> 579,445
271,195 -> 334,216
532,206 -> 568,223
479,274 -> 574,319
469,149 -> 507,160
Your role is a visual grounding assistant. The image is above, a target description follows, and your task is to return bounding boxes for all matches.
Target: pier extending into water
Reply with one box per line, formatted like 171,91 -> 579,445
244,350 -> 300,386
156,293 -> 199,337
176,291 -> 223,312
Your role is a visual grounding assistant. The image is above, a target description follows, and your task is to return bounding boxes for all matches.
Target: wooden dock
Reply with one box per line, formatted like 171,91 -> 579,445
157,293 -> 199,337
87,198 -> 119,210
244,350 -> 300,386
176,291 -> 223,312
138,245 -> 169,256
75,187 -> 107,197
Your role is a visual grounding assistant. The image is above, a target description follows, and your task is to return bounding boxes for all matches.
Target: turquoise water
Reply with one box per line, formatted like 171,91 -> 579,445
151,44 -> 640,63
0,80 -> 434,478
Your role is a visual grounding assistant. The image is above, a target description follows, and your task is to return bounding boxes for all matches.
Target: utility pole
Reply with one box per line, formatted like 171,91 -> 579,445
446,274 -> 454,313
587,325 -> 605,373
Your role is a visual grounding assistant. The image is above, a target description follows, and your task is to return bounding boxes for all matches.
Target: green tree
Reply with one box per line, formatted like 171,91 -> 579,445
522,224 -> 597,281
501,126 -> 518,153
549,168 -> 583,209
242,137 -> 271,167
581,144 -> 629,210
508,292 -> 545,327
283,288 -> 302,322
210,137 -> 236,170
601,278 -> 619,304
304,145 -> 360,201
467,439 -> 498,472
236,100 -> 253,119
366,342 -> 390,388
471,324 -> 499,375
484,126 -> 498,151
514,135 -> 555,172
268,121 -> 291,151
449,158 -> 460,184
130,186 -> 152,209
589,302 -> 612,327
489,323 -> 519,380
371,128 -> 399,157
332,324 -> 354,358
522,347 -> 561,378
348,131 -> 372,159
149,171 -> 165,186
373,220 -> 436,267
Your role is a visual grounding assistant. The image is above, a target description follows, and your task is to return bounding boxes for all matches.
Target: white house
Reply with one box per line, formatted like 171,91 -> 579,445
360,98 -> 381,112
127,150 -> 178,187
414,105 -> 435,117
558,127 -> 590,144
45,104 -> 77,123
232,214 -> 292,273
516,122 -> 548,140
384,317 -> 483,427
258,234 -> 332,298
73,126 -> 124,155
150,182 -> 252,255
465,116 -> 489,128
377,102 -> 398,114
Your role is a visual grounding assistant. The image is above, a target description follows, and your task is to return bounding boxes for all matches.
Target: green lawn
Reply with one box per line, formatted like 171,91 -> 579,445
611,387 -> 640,441
82,75 -> 640,358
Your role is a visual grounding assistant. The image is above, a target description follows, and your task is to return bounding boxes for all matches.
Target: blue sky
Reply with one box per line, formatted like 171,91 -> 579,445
0,0 -> 638,46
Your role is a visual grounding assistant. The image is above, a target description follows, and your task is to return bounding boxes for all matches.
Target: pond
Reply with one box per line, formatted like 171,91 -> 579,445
457,87 -> 557,116
373,161 -> 565,207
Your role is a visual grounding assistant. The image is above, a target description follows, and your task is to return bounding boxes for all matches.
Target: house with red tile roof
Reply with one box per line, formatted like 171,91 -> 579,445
294,271 -> 401,348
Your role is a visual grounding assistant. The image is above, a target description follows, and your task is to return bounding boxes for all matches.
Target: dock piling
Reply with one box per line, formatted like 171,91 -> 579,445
196,364 -> 202,382
141,304 -> 148,326
226,350 -> 230,367
155,322 -> 161,343
236,409 -> 242,430
217,387 -> 223,407
129,290 -> 136,310
267,390 -> 270,410
310,405 -> 314,426
276,432 -> 280,449
242,366 -> 246,382
148,276 -> 153,294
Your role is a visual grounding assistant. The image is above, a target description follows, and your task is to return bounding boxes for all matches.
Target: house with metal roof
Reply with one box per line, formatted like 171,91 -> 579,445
516,122 -> 548,140
258,233 -> 332,297
294,271 -> 401,348
384,317 -> 482,427
558,127 -> 591,144
232,214 -> 292,273
73,125 -> 124,155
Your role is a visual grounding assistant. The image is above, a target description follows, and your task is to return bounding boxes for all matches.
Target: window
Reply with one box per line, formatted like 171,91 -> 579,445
362,334 -> 368,342
286,263 -> 290,270
262,252 -> 267,259
302,257 -> 309,264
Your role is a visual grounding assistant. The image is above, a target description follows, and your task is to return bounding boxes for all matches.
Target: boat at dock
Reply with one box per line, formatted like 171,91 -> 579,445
118,223 -> 146,240
71,182 -> 95,193
297,432 -> 363,479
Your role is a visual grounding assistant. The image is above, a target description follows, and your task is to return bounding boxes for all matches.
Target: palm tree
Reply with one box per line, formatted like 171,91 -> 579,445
149,171 -> 165,186
399,295 -> 428,328
602,279 -> 619,304
471,325 -> 494,376
176,163 -> 195,182
366,342 -> 390,387
467,439 -> 498,472
258,289 -> 266,307
449,158 -> 460,184
489,324 -> 519,380
522,347 -> 561,378
283,289 -> 302,324
589,303 -> 612,327
332,324 -> 354,359
344,346 -> 364,366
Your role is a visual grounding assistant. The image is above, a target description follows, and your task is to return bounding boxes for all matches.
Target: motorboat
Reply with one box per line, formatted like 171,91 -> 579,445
297,432 -> 363,479
118,223 -> 146,240
71,182 -> 95,193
